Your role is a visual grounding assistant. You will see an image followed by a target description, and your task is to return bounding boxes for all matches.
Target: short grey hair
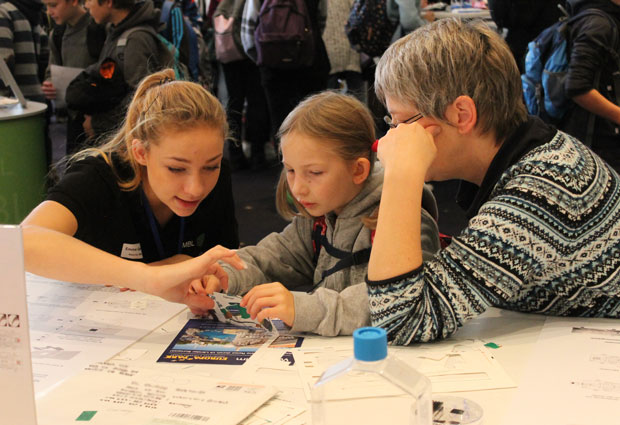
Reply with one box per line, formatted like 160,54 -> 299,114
375,18 -> 527,142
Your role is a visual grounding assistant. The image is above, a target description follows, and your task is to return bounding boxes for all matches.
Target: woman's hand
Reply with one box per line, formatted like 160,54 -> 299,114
143,246 -> 245,310
240,282 -> 295,327
187,263 -> 230,315
377,122 -> 439,180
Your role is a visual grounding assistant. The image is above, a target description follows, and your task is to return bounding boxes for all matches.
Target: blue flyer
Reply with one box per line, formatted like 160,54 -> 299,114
157,318 -> 273,365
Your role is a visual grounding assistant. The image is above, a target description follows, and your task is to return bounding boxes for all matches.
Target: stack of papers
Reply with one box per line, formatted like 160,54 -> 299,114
37,361 -> 277,425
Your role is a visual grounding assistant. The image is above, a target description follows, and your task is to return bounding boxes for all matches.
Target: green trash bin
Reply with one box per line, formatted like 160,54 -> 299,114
0,101 -> 48,224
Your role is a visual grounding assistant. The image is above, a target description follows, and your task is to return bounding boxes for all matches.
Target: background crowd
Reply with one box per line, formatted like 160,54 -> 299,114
1,0 -> 620,241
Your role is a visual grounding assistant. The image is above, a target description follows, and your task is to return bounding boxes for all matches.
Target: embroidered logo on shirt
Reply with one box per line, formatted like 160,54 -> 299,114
182,240 -> 195,248
121,243 -> 143,259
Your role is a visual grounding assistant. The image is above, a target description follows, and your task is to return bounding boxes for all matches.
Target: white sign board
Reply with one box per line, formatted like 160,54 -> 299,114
0,225 -> 37,425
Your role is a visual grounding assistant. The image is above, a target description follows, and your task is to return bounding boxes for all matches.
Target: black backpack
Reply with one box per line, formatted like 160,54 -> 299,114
254,0 -> 315,69
345,0 -> 397,58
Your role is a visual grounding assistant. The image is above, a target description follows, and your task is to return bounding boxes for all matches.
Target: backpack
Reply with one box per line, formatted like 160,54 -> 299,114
116,26 -> 187,81
345,0 -> 397,58
157,0 -> 201,81
213,0 -> 246,63
254,0 -> 315,69
51,19 -> 106,65
521,9 -> 620,137
66,58 -> 131,115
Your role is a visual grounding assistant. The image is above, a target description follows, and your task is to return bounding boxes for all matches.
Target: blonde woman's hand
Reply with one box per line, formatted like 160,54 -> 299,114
240,282 -> 295,327
186,264 -> 231,315
188,263 -> 229,295
144,245 -> 245,309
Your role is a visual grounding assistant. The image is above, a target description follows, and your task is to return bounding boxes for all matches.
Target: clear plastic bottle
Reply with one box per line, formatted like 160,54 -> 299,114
311,327 -> 432,425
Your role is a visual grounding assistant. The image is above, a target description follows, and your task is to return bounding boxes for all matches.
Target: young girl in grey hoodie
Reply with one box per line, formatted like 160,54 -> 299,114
204,91 -> 440,336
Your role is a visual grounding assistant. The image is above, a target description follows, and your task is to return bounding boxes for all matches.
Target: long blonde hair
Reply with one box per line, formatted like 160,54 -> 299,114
274,91 -> 377,226
68,69 -> 228,190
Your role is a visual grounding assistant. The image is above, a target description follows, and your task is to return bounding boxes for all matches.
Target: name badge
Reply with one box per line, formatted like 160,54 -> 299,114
121,242 -> 143,260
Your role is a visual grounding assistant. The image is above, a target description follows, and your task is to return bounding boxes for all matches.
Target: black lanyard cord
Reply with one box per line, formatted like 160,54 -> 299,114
141,189 -> 185,260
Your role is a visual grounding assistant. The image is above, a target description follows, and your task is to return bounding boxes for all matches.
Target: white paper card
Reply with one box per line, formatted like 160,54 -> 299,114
502,317 -> 620,425
37,361 -> 277,425
50,64 -> 83,109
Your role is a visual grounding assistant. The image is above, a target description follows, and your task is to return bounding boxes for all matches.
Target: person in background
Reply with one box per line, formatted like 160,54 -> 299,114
196,92 -> 440,336
42,0 -> 105,154
22,69 -> 242,313
387,0 -> 435,36
81,0 -> 167,140
559,0 -> 620,172
323,0 -> 365,103
488,0 -> 562,72
214,0 -> 271,171
241,0 -> 330,148
0,0 -> 48,102
0,0 -> 51,166
369,18 -> 620,344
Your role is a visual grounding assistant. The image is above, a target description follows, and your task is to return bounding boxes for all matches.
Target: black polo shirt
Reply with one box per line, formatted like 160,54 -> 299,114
47,155 -> 239,263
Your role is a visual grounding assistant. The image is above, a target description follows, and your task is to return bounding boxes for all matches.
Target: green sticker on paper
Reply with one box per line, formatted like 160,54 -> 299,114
76,411 -> 97,421
484,342 -> 500,349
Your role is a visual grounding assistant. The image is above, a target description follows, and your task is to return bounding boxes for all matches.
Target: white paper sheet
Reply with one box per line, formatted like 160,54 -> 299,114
50,64 -> 82,109
295,339 -> 515,400
26,274 -> 187,396
240,390 -> 306,425
37,361 -> 277,425
502,317 -> 620,425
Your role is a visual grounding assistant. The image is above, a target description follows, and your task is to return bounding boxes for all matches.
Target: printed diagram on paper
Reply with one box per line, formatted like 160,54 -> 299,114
296,338 -> 515,399
36,361 -> 277,425
25,274 -> 186,395
503,318 -> 620,425
211,292 -> 276,332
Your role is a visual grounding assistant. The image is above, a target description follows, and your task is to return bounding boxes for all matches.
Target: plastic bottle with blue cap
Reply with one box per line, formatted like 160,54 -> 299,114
310,327 -> 433,425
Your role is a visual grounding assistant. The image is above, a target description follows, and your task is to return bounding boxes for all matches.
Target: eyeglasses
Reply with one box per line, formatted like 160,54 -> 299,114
383,113 -> 423,129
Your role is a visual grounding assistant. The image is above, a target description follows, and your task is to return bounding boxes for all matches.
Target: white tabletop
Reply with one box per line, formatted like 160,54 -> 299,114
35,274 -> 613,425
38,305 -> 547,424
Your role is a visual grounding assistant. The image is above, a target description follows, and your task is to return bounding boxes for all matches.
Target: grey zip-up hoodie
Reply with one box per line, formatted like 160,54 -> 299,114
224,164 -> 440,336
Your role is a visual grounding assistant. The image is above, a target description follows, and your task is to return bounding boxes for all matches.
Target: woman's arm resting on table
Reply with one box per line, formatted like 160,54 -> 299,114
22,201 -> 245,306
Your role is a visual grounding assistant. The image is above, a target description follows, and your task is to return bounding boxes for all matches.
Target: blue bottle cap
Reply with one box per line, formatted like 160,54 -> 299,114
353,327 -> 387,361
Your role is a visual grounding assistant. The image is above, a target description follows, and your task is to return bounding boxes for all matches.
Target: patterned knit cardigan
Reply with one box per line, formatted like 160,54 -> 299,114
368,131 -> 620,344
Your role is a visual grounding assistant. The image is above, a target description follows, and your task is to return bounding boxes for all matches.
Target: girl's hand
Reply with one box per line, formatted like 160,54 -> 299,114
145,246 -> 245,310
377,122 -> 439,180
240,282 -> 295,327
187,264 -> 231,315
